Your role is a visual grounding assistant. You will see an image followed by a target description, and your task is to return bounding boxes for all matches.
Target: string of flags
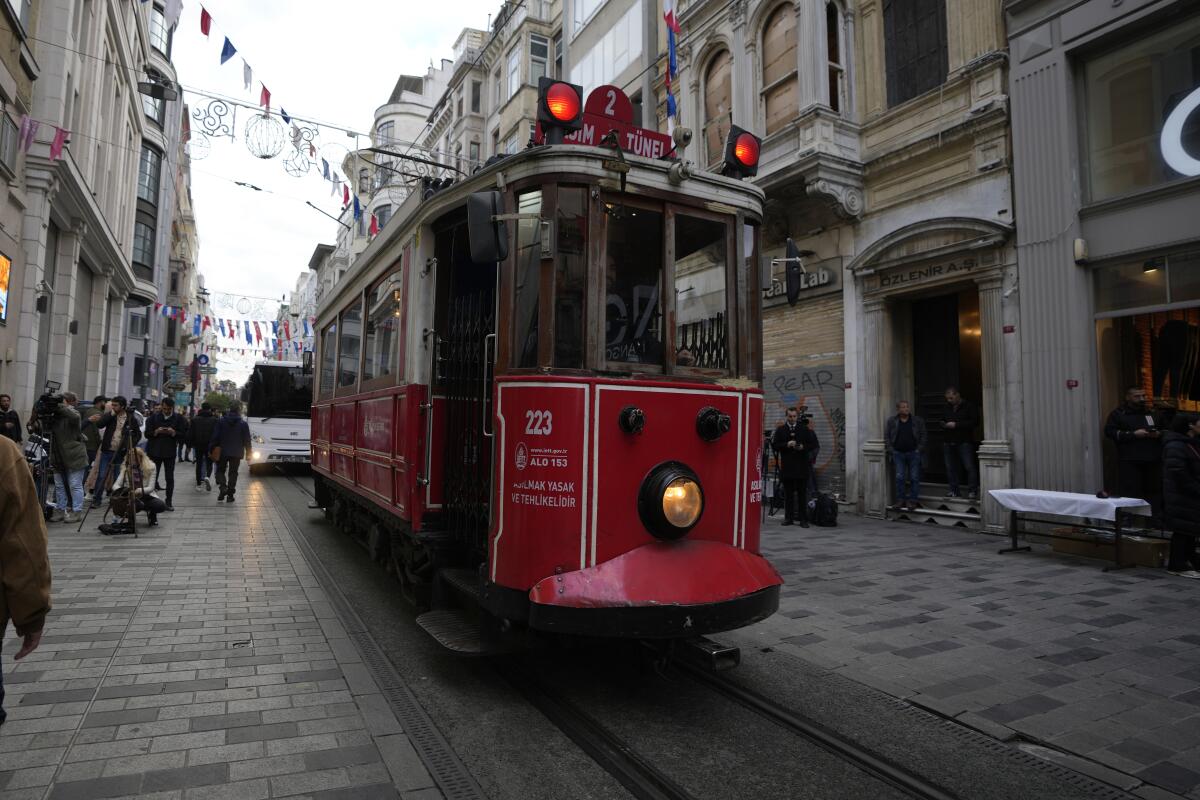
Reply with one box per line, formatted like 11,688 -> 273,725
663,0 -> 681,137
191,3 -> 384,236
153,302 -> 314,351
16,115 -> 70,161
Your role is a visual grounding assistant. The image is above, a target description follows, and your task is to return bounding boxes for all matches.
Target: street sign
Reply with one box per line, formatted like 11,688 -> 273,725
175,392 -> 192,407
197,354 -> 210,366
200,367 -> 218,374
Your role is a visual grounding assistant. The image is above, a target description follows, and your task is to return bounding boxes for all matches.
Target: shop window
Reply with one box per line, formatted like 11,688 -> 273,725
882,0 -> 948,108
1097,309 -> 1200,414
605,204 -> 663,366
1082,15 -> 1200,202
673,215 -> 729,370
513,190 -> 542,367
761,5 -> 798,136
337,303 -> 361,388
555,187 -> 587,368
320,321 -> 337,397
703,50 -> 733,168
362,271 -> 402,384
1095,250 -> 1200,312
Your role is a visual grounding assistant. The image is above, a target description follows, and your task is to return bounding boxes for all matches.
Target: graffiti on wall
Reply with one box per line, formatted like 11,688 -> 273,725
763,365 -> 847,497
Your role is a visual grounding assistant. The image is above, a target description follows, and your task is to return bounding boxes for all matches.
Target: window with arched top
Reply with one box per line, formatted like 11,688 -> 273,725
703,50 -> 733,167
826,2 -> 844,114
761,5 -> 798,135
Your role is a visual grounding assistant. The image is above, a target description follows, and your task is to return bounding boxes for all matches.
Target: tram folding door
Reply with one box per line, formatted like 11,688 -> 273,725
434,221 -> 497,559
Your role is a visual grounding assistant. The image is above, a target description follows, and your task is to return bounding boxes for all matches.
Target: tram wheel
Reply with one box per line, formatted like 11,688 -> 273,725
367,521 -> 390,564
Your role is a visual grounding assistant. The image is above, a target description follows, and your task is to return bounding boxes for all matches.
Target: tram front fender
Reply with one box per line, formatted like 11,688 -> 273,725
526,540 -> 782,638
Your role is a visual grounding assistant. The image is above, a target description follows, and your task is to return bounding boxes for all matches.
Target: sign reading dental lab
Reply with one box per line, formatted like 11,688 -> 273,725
1161,85 -> 1200,177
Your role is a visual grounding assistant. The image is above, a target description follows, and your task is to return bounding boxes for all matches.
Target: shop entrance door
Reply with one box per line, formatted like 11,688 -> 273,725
911,289 -> 982,484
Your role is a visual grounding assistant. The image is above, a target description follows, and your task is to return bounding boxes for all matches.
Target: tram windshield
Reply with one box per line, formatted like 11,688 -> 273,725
605,204 -> 664,365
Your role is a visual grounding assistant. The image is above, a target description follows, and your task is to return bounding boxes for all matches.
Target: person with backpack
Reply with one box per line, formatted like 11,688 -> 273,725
210,401 -> 251,503
189,403 -> 219,492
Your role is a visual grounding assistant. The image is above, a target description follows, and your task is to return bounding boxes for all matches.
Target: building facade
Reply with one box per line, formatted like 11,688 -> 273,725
163,103 -> 199,407
1006,0 -> 1200,495
671,0 -> 1016,529
8,0 -> 171,415
0,0 -> 40,404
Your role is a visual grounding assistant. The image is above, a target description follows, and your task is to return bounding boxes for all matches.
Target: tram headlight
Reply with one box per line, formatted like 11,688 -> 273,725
252,450 -> 263,461
638,462 -> 704,540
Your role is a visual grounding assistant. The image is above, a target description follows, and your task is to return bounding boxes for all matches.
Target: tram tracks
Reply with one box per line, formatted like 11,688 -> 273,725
280,469 -> 957,800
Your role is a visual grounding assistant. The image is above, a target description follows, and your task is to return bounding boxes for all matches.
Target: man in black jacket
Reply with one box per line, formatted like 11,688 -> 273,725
0,393 -> 21,445
772,407 -> 819,527
145,398 -> 187,511
1162,413 -> 1200,576
942,387 -> 979,499
189,404 -> 219,492
1104,386 -> 1163,514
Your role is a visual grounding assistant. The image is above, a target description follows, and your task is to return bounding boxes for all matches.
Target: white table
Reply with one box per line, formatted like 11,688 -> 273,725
989,489 -> 1153,571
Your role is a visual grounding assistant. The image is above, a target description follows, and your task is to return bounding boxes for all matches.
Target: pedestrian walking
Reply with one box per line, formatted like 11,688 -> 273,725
210,401 -> 251,504
145,398 -> 186,511
772,407 -> 818,527
86,395 -> 141,508
100,447 -> 167,532
886,400 -> 928,511
81,395 -> 106,467
1105,386 -> 1164,515
0,393 -> 21,445
189,403 -> 218,492
0,435 -> 52,727
48,392 -> 89,523
942,386 -> 979,499
1163,413 -> 1200,578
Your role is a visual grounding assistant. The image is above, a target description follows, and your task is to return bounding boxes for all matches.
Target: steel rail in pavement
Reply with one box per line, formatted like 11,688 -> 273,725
678,661 -> 961,800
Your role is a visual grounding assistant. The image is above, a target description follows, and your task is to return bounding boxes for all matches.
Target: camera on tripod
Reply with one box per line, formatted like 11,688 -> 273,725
35,380 -> 63,421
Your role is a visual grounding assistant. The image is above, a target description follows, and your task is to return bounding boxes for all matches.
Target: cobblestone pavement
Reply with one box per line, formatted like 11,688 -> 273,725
732,512 -> 1200,800
0,478 -> 441,800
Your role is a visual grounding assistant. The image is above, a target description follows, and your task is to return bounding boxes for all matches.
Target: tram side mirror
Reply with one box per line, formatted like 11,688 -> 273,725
301,350 -> 313,375
467,191 -> 509,265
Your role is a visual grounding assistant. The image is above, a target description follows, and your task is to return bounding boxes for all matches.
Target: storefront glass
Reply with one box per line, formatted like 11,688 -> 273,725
1082,14 -> 1200,202
1094,250 -> 1200,312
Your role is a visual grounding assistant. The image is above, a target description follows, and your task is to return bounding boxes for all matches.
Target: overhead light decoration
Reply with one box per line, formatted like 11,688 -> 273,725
137,71 -> 179,101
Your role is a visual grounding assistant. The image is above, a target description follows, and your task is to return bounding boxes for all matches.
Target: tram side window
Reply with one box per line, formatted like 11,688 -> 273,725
514,190 -> 542,368
338,303 -> 362,388
363,270 -> 402,384
605,204 -> 664,366
555,187 -> 587,368
674,215 -> 728,370
320,321 -> 337,397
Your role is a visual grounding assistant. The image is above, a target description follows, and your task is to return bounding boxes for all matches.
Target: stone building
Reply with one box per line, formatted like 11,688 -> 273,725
1005,0 -> 1200,495
669,0 -> 1016,529
163,103 -> 199,407
0,0 -> 39,403
9,0 -> 174,414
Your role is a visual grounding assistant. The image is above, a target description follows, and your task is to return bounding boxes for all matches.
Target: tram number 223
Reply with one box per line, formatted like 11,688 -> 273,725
525,410 -> 554,436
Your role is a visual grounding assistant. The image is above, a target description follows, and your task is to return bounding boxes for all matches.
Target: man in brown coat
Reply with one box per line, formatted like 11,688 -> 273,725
0,435 -> 52,726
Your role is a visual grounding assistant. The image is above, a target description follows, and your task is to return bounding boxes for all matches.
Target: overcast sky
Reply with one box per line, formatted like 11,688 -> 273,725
172,0 -> 497,380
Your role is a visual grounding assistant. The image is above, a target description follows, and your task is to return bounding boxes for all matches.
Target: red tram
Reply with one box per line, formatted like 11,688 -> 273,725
310,80 -> 780,648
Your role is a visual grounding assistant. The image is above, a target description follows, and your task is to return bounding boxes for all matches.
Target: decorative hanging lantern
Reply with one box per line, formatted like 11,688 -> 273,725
244,113 -> 286,159
184,130 -> 212,161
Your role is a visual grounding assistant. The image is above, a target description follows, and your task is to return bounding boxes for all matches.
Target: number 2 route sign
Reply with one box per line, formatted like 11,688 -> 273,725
533,85 -> 674,159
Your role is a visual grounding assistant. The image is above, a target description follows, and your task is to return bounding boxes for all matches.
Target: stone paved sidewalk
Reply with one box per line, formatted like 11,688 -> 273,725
0,478 -> 441,800
733,511 -> 1200,800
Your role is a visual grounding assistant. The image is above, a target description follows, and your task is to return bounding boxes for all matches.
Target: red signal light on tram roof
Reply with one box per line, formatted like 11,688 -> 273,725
546,82 -> 581,123
722,125 -> 761,179
537,77 -> 584,145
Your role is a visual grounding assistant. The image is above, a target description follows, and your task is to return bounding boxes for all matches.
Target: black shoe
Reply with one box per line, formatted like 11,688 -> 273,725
165,504 -> 174,512
226,494 -> 235,503
218,489 -> 226,501
799,520 -> 810,528
92,498 -> 102,509
781,520 -> 793,526
147,515 -> 158,526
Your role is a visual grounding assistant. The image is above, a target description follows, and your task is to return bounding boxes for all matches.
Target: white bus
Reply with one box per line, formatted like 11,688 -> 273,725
241,360 -> 312,470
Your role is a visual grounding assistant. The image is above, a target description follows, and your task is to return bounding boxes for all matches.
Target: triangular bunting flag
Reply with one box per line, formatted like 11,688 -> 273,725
259,85 -> 271,112
200,6 -> 212,36
220,37 -> 237,65
242,59 -> 252,91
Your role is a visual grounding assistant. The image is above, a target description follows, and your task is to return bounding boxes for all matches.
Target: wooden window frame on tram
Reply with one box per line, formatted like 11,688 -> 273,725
496,175 -> 753,382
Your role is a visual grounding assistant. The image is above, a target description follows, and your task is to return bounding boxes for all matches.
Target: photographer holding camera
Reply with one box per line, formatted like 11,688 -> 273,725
86,396 -> 141,509
45,392 -> 89,523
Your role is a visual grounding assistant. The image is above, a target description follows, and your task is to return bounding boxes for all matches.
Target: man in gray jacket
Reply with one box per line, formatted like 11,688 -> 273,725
49,392 -> 90,523
885,400 -> 928,511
